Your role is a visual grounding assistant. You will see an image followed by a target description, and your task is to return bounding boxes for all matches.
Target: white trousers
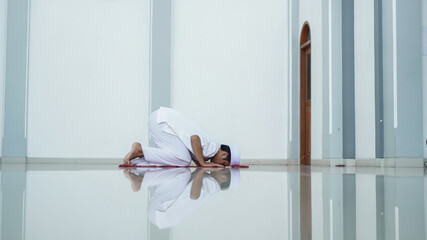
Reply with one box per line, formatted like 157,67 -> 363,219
136,110 -> 192,166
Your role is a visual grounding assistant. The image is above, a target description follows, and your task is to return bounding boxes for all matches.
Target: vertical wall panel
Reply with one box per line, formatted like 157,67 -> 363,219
329,0 -> 343,158
383,0 -> 423,159
0,0 -> 7,156
288,0 -> 299,160
322,0 -> 330,159
342,0 -> 355,159
394,0 -> 423,158
27,0 -> 151,158
382,0 -> 396,158
321,0 -> 344,160
422,0 -> 427,159
374,0 -> 384,159
151,0 -> 171,112
283,0 -> 289,159
284,0 -> 289,159
172,0 -> 287,160
354,0 -> 376,159
2,0 -> 29,157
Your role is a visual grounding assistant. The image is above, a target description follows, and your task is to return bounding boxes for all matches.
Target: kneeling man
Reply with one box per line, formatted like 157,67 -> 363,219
124,107 -> 240,167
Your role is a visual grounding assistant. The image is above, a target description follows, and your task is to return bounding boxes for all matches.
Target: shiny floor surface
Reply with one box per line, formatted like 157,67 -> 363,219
1,164 -> 426,240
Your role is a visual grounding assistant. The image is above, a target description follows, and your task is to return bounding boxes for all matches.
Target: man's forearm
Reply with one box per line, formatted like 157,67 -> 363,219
190,135 -> 206,164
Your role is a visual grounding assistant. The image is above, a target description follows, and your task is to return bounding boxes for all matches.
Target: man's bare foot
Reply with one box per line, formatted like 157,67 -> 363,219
123,142 -> 144,164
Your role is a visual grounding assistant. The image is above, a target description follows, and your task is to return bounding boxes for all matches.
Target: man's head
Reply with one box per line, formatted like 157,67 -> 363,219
211,144 -> 241,166
211,145 -> 230,166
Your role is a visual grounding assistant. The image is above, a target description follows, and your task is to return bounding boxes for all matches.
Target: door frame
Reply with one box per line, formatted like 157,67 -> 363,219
300,22 -> 311,165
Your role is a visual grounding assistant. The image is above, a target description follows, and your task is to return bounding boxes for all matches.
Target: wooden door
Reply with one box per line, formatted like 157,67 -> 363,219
300,23 -> 311,165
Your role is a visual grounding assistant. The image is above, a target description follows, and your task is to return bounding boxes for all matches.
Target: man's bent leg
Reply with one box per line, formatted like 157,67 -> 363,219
147,111 -> 192,166
142,147 -> 189,166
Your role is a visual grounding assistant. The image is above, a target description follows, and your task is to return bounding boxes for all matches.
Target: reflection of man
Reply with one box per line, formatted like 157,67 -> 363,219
123,167 -> 240,229
123,107 -> 240,167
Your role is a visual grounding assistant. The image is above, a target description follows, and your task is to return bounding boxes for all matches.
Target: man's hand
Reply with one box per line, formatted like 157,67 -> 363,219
199,161 -> 224,168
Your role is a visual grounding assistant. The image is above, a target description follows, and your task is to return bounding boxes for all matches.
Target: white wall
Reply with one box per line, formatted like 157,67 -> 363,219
299,0 -> 324,159
26,0 -> 151,158
423,0 -> 427,159
24,170 -> 148,240
171,0 -> 287,160
0,0 -> 7,156
354,0 -> 376,159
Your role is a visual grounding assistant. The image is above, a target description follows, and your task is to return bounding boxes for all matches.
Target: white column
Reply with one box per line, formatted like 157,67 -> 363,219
354,0 -> 376,159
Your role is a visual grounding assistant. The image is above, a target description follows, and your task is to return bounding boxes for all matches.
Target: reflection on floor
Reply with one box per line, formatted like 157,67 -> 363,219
1,163 -> 426,240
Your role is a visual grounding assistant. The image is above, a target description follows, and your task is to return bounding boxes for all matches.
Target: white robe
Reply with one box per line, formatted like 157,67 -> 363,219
133,107 -> 220,166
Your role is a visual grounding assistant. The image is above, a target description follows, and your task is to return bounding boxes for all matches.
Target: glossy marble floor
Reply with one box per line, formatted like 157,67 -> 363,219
1,163 -> 426,240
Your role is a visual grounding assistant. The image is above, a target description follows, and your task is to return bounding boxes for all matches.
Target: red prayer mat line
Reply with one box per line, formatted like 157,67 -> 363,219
118,164 -> 249,168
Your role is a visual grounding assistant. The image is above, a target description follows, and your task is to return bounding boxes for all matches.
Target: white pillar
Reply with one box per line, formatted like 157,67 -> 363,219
354,0 -> 376,159
328,0 -> 343,159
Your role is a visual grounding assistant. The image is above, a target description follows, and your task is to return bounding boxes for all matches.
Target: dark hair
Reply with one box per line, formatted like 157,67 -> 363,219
220,144 -> 231,162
